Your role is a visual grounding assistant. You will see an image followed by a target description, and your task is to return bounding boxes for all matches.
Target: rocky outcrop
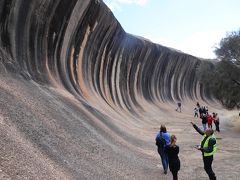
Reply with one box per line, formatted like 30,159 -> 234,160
0,0 -> 208,106
0,0 -> 215,179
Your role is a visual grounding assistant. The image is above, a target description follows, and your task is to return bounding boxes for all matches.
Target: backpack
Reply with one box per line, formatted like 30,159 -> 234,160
155,132 -> 166,147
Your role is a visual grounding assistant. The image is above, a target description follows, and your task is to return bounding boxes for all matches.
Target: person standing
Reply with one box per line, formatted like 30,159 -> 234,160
207,113 -> 213,128
205,106 -> 209,114
199,106 -> 207,122
191,122 -> 217,180
213,113 -> 220,132
165,135 -> 181,180
175,102 -> 182,112
198,106 -> 204,118
201,113 -> 207,131
155,125 -> 171,174
194,107 -> 198,118
196,102 -> 200,108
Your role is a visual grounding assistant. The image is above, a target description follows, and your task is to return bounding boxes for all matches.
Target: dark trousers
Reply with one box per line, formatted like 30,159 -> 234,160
203,156 -> 216,180
214,121 -> 220,132
169,159 -> 180,180
171,170 -> 178,180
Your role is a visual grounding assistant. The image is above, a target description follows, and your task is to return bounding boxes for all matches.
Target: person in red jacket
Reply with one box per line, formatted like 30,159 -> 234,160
207,113 -> 213,128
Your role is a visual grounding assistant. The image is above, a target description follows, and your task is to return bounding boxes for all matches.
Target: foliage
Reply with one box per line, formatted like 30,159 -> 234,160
197,29 -> 240,109
214,30 -> 240,66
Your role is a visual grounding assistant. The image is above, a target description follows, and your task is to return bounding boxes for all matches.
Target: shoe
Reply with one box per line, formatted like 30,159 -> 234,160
164,170 -> 167,174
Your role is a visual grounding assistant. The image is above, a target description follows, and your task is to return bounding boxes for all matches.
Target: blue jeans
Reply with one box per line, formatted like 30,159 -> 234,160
158,147 -> 168,171
202,123 -> 207,131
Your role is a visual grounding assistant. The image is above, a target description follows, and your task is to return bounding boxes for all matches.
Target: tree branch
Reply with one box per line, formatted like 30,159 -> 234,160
231,79 -> 240,86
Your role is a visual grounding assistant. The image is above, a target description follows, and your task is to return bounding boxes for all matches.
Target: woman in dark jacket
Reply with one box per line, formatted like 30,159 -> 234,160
165,135 -> 180,180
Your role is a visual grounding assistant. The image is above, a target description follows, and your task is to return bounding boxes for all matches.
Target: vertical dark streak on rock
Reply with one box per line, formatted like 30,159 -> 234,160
0,0 -> 211,105
0,1 -> 219,179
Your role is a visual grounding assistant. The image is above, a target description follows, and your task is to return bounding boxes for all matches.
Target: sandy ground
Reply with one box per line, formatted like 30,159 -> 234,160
0,70 -> 240,180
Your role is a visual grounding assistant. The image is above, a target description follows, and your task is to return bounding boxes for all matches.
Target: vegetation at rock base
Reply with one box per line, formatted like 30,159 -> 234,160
197,29 -> 240,109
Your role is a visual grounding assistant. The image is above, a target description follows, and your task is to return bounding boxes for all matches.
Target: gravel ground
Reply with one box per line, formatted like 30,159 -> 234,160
0,70 -> 240,180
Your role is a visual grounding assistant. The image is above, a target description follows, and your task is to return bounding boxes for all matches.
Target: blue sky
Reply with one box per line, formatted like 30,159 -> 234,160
103,0 -> 240,59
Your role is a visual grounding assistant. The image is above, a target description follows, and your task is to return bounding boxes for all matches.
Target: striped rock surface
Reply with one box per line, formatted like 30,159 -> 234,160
2,1 -> 238,180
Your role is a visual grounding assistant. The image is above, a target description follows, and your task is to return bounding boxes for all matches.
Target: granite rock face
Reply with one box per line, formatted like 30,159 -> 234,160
0,0 -> 215,179
0,0 -> 208,104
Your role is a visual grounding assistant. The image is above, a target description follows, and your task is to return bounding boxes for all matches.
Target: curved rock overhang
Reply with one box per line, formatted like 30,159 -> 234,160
0,0 -> 212,109
0,0 -> 217,179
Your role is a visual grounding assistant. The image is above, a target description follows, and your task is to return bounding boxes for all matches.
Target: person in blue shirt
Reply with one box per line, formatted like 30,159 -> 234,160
155,125 -> 171,174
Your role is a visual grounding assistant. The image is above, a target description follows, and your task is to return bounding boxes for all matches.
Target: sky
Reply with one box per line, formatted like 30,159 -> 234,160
103,0 -> 240,59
